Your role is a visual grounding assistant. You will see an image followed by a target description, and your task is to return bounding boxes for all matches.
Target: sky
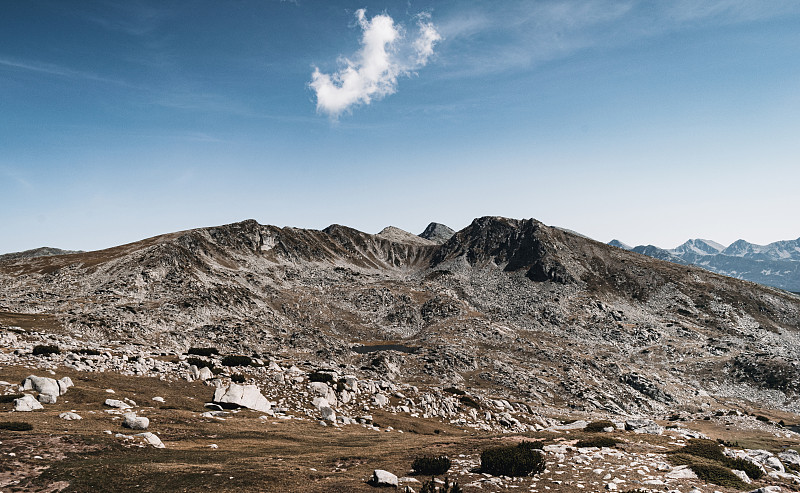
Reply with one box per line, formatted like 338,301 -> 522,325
2,0 -> 799,254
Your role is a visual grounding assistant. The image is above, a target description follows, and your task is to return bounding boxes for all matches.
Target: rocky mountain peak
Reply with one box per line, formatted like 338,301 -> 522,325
375,226 -> 435,246
418,222 -> 455,244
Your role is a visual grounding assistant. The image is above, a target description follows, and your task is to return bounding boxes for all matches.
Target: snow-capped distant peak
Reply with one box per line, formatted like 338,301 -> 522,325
671,238 -> 724,256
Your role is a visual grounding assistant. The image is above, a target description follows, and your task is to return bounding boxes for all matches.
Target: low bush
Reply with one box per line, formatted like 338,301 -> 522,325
517,440 -> 544,450
584,420 -> 615,432
308,371 -> 334,383
443,387 -> 466,395
186,357 -> 214,370
412,455 -> 452,475
576,436 -> 620,448
725,457 -> 763,480
77,348 -> 101,356
32,344 -> 60,356
188,347 -> 218,357
0,393 -> 24,404
221,355 -> 252,367
755,415 -> 771,423
688,463 -> 748,488
0,421 -> 33,431
480,442 -> 546,477
675,439 -> 726,461
459,395 -> 480,409
230,374 -> 246,384
420,476 -> 461,493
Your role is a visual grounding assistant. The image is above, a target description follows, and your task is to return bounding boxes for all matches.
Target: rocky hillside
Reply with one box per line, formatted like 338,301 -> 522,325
2,216 -> 800,416
0,246 -> 82,261
612,237 -> 800,292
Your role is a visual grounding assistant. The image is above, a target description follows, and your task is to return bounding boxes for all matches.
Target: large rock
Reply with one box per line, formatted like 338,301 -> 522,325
369,469 -> 398,487
625,418 -> 663,435
14,394 -> 43,411
59,412 -> 82,420
137,432 -> 165,448
213,383 -> 271,413
58,377 -> 74,394
105,398 -> 132,409
198,367 -> 214,381
21,375 -> 62,399
123,412 -> 150,430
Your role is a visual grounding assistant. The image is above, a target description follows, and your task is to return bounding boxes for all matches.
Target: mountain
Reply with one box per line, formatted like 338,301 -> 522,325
0,246 -> 82,262
2,217 -> 800,416
613,237 -> 800,292
608,239 -> 632,250
418,222 -> 455,244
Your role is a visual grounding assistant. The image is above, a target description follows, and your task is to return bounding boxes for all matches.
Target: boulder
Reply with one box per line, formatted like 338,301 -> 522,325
14,394 -> 43,411
38,393 -> 57,404
320,406 -> 336,422
213,383 -> 271,413
372,394 -> 389,407
136,432 -> 165,448
123,412 -> 150,430
105,398 -> 132,409
731,469 -> 752,484
59,412 -> 82,420
21,375 -> 61,398
625,418 -> 663,435
779,449 -> 800,467
369,469 -> 398,487
198,367 -> 214,381
58,377 -> 74,394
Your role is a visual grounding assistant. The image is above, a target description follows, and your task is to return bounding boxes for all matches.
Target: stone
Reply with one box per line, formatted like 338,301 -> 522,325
152,396 -> 165,403
57,377 -> 74,394
197,367 -> 213,381
105,398 -> 132,409
21,375 -> 61,399
136,432 -> 165,448
732,469 -> 752,483
14,394 -> 43,411
748,487 -> 781,493
59,411 -> 82,420
38,393 -> 57,404
766,456 -> 785,473
320,406 -> 336,422
372,394 -> 389,407
123,412 -> 150,430
213,383 -> 271,413
369,469 -> 398,487
625,418 -> 663,435
665,465 -> 697,479
779,449 -> 800,467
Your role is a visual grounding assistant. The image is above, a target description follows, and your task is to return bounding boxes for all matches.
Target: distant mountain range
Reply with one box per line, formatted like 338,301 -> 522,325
0,247 -> 82,262
609,236 -> 800,292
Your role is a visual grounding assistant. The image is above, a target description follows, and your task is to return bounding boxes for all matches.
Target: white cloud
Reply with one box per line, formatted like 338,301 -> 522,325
310,9 -> 440,118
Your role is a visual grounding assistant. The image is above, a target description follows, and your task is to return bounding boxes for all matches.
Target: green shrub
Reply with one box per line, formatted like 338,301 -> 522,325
755,415 -> 770,423
308,371 -> 334,383
675,439 -> 726,461
0,393 -> 24,404
221,355 -> 252,367
576,436 -> 620,448
459,395 -> 480,409
725,457 -> 763,480
188,347 -> 218,357
480,443 -> 546,477
420,476 -> 461,493
584,420 -> 615,432
77,348 -> 101,355
186,357 -> 215,371
443,387 -> 466,395
0,421 -> 33,431
412,455 -> 452,475
230,374 -> 246,384
688,463 -> 748,488
517,440 -> 544,450
32,344 -> 60,356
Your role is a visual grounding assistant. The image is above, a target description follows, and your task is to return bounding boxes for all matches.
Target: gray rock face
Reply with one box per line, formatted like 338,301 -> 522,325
624,419 -> 663,435
369,469 -> 398,487
21,375 -> 60,397
14,394 -> 43,411
419,222 -> 455,244
123,412 -> 150,430
213,383 -> 271,413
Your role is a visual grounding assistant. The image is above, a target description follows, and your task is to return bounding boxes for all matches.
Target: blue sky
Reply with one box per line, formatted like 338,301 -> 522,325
2,0 -> 799,254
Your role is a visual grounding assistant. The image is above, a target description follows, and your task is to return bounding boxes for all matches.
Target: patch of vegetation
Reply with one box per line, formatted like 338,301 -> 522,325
480,442 -> 546,477
186,357 -> 215,371
221,355 -> 252,367
576,436 -> 620,448
0,393 -> 24,403
0,421 -> 33,431
77,348 -> 102,355
420,476 -> 462,493
230,374 -> 246,384
188,347 -> 218,357
308,371 -> 334,383
688,463 -> 748,488
755,415 -> 771,423
517,440 -> 544,450
674,439 -> 726,461
412,455 -> 452,475
458,395 -> 480,409
725,457 -> 763,480
584,420 -> 615,432
32,344 -> 60,356
443,387 -> 466,395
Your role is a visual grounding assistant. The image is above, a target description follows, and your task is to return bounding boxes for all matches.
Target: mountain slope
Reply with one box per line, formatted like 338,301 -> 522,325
2,217 -> 800,415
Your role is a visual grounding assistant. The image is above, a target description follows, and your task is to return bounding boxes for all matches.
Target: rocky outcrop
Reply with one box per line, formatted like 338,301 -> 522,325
213,383 -> 271,413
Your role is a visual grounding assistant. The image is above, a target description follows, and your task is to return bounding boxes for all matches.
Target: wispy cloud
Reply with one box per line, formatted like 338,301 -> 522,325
309,9 -> 441,118
0,56 -> 129,86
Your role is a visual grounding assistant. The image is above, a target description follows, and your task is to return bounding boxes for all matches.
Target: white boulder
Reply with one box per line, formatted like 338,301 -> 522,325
105,398 -> 132,409
370,469 -> 398,487
123,412 -> 150,430
136,432 -> 165,448
59,412 -> 82,420
14,394 -> 43,411
213,383 -> 271,413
